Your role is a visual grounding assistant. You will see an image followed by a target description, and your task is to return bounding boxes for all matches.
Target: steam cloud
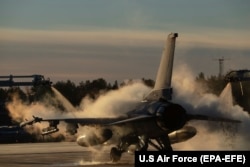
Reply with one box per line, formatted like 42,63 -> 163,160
6,65 -> 250,149
76,81 -> 150,118
7,81 -> 151,141
171,64 -> 250,150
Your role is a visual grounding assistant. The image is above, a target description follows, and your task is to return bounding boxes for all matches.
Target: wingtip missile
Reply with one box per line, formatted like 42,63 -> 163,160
19,116 -> 43,127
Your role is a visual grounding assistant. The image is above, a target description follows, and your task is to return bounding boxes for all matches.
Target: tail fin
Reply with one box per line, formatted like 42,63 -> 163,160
144,33 -> 178,101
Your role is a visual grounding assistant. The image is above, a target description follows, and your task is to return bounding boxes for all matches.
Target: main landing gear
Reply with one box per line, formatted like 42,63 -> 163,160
109,135 -> 173,162
148,135 -> 173,151
109,134 -> 149,162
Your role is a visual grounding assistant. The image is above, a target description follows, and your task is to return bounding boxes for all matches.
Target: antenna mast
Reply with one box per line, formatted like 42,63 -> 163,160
214,57 -> 228,78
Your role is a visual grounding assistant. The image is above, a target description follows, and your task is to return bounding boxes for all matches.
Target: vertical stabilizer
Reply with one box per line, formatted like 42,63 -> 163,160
144,33 -> 178,101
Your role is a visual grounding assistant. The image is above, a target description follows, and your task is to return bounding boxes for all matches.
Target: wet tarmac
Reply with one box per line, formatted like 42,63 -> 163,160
0,142 -> 134,167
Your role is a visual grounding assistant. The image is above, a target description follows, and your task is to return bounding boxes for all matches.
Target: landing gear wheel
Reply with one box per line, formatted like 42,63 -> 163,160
110,147 -> 122,162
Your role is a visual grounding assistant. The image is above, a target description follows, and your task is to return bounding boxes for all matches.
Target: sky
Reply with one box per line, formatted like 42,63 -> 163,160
1,0 -> 250,84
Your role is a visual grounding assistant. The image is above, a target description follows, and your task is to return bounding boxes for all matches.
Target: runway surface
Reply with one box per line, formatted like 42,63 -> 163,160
0,142 -> 134,167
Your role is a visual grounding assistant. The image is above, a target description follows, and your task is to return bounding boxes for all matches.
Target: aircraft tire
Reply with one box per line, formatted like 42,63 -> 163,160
110,147 -> 122,162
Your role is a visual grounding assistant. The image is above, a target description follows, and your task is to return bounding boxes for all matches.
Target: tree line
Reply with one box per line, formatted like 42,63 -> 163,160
0,78 -> 154,125
0,74 -> 249,125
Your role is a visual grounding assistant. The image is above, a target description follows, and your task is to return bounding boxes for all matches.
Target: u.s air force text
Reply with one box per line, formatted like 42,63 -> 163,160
135,151 -> 248,167
139,154 -> 197,163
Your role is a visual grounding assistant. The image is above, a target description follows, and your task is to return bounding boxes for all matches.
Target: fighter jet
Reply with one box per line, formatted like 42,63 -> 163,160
225,70 -> 250,82
21,33 -> 240,162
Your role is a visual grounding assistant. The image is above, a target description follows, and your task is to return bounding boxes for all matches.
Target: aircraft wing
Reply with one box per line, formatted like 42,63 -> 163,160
186,114 -> 241,123
20,112 -> 240,128
19,115 -> 155,127
106,115 -> 154,125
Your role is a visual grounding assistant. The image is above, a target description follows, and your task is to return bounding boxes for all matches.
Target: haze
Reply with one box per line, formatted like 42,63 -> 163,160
1,0 -> 250,84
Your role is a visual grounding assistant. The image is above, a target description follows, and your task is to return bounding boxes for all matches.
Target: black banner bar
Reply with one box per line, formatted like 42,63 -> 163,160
135,151 -> 250,167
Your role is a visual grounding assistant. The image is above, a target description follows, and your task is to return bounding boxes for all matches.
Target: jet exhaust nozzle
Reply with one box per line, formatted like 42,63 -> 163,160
156,103 -> 187,131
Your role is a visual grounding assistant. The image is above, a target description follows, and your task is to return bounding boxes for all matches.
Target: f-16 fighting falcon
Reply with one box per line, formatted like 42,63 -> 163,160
21,33 -> 240,162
